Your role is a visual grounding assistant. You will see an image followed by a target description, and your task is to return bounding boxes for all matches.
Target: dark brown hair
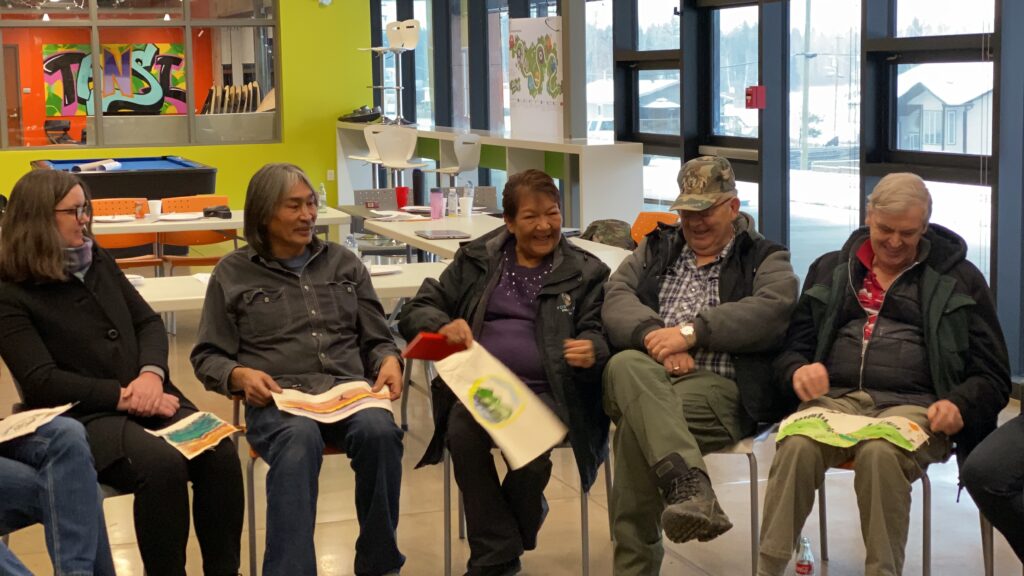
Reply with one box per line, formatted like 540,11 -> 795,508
0,170 -> 89,283
502,169 -> 561,218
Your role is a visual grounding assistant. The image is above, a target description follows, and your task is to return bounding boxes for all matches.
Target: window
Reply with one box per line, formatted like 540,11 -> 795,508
927,180 -> 991,280
637,0 -> 679,51
896,0 -> 995,37
896,62 -> 992,155
642,154 -> 680,210
97,0 -> 183,21
944,109 -> 957,146
488,0 -> 510,133
585,0 -> 613,140
0,0 -> 278,149
414,0 -> 434,127
922,110 -> 942,147
5,27 -> 94,147
712,6 -> 759,138
638,69 -> 680,135
788,0 -> 862,280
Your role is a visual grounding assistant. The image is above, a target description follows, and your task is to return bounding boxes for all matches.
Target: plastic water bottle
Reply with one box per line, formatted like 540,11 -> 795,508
794,536 -> 815,575
318,183 -> 328,214
464,180 -> 475,213
344,234 -> 360,259
446,188 -> 458,217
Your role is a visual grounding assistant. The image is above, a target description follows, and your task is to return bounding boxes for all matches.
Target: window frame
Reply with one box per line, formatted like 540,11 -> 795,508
0,0 -> 280,149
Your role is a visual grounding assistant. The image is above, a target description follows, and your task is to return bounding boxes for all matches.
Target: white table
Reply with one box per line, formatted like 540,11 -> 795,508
363,214 -> 632,269
92,206 -> 351,235
134,261 -> 449,313
363,214 -> 505,259
336,121 -> 644,228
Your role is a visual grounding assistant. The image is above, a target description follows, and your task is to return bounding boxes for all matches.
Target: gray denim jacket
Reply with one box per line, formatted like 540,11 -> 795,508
191,238 -> 401,396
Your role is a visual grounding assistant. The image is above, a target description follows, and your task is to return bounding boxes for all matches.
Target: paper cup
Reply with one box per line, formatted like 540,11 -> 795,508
459,197 -> 473,217
147,200 -> 162,216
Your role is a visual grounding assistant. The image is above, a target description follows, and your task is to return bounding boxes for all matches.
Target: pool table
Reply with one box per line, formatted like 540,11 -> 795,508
30,156 -> 217,200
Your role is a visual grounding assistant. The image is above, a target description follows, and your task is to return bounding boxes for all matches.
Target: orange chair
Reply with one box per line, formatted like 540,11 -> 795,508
159,195 -> 238,275
90,197 -> 163,273
630,211 -> 679,245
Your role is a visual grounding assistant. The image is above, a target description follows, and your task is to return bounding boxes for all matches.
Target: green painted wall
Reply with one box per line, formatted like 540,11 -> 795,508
0,2 -> 371,208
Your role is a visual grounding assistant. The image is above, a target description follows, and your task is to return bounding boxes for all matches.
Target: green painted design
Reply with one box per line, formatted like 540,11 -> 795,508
509,33 -> 561,100
472,386 -> 514,424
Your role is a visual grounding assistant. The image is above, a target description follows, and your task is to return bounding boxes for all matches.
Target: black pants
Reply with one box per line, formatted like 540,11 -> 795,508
98,412 -> 244,576
447,401 -> 553,570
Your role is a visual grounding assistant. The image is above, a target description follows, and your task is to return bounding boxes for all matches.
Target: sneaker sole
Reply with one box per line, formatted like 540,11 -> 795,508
661,509 -> 712,544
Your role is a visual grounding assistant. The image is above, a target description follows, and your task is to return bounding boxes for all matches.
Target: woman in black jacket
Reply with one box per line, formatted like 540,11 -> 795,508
399,169 -> 611,576
0,170 -> 243,576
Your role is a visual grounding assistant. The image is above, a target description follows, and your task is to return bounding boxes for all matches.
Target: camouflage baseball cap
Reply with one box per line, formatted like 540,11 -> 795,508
670,156 -> 737,211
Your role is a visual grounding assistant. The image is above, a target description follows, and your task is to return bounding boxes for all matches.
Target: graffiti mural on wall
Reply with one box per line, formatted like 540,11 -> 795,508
42,43 -> 187,116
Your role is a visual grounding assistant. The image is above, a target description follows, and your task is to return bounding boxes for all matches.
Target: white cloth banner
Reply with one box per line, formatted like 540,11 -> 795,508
435,342 -> 567,470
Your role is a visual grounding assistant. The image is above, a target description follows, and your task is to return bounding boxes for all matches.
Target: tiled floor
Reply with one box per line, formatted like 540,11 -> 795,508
2,308 -> 1021,575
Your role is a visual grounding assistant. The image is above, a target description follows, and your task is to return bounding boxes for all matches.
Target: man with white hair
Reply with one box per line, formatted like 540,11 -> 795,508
757,173 -> 1011,576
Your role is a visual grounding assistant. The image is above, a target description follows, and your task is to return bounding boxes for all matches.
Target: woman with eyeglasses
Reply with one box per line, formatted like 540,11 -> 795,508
0,170 -> 243,576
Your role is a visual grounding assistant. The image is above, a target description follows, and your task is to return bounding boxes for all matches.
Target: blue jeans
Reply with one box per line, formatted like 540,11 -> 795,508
963,413 -> 1024,561
246,404 -> 405,576
0,417 -> 115,576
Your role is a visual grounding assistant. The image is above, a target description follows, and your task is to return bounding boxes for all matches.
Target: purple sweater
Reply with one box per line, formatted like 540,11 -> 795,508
477,242 -> 553,394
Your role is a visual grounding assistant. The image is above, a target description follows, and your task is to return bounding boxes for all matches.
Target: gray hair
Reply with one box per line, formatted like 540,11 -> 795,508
867,172 -> 932,222
243,163 -> 315,259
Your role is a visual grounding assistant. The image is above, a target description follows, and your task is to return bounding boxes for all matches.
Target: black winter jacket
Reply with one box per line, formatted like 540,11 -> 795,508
398,229 -> 611,489
775,224 -> 1011,463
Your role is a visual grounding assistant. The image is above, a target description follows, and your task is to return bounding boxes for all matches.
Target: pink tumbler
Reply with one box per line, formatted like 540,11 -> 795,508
429,189 -> 444,219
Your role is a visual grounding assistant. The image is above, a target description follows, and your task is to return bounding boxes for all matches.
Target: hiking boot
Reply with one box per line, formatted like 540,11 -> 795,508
660,468 -> 733,544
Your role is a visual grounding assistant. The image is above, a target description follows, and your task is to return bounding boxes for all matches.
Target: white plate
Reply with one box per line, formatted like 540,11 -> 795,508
94,214 -> 135,223
369,265 -> 403,276
158,212 -> 205,221
124,274 -> 145,286
400,205 -> 431,214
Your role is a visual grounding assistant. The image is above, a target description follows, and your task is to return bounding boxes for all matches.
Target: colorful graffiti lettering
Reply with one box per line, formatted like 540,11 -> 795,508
43,43 -> 187,116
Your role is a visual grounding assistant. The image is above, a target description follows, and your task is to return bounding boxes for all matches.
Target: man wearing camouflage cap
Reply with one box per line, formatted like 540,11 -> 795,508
601,156 -> 799,574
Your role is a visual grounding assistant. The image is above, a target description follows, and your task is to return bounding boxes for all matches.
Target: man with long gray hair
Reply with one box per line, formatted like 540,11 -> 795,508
758,172 -> 1010,576
192,163 -> 405,576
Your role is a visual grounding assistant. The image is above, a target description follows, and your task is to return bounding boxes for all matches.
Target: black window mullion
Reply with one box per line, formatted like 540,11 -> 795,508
397,0 -> 416,124
432,0 -> 453,127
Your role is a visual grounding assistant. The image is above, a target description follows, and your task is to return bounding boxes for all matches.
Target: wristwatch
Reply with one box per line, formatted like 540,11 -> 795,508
679,323 -> 697,348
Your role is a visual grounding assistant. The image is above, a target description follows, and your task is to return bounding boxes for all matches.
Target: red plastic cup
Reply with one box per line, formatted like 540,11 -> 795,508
395,186 -> 410,209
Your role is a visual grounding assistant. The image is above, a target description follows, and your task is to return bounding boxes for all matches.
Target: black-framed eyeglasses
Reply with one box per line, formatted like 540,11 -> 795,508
54,204 -> 92,220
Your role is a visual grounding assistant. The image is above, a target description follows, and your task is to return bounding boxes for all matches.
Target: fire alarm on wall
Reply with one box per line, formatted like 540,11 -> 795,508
745,86 -> 766,109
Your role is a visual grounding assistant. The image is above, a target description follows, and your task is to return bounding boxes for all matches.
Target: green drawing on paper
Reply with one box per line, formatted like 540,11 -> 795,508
509,33 -> 561,100
469,376 -> 523,426
776,408 -> 924,452
166,412 -> 220,443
